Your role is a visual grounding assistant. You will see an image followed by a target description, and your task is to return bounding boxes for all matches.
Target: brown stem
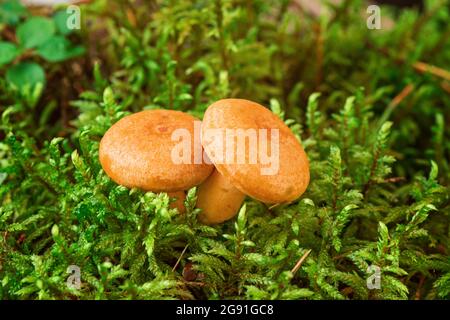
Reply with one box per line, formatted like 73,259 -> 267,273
215,0 -> 229,70
363,150 -> 380,198
314,23 -> 323,89
440,81 -> 450,95
378,84 -> 415,126
365,40 -> 450,82
413,62 -> 450,82
415,274 -> 426,300
2,28 -> 16,42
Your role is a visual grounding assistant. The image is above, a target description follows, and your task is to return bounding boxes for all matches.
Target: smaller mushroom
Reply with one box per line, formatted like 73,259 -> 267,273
99,110 -> 213,212
196,99 -> 310,224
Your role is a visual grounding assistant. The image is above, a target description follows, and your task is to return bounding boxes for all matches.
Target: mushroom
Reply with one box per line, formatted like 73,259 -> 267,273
196,99 -> 310,224
99,109 -> 213,212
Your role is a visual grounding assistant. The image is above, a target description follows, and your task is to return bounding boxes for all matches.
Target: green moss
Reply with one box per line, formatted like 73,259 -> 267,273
0,0 -> 449,300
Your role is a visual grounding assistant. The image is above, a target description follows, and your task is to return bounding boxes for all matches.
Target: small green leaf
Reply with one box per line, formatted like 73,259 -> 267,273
429,160 -> 438,181
51,224 -> 59,237
103,87 -> 116,105
301,198 -> 315,207
6,62 -> 45,90
17,17 -> 56,49
0,0 -> 26,25
270,98 -> 284,120
236,204 -> 247,231
1,275 -> 8,287
0,42 -> 19,66
53,10 -> 73,35
0,172 -> 7,185
37,36 -> 85,62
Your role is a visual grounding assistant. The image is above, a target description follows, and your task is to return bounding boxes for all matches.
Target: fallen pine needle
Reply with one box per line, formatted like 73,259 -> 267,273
291,249 -> 312,275
378,84 -> 414,126
390,84 -> 415,109
268,203 -> 280,210
172,244 -> 189,272
440,81 -> 450,94
413,61 -> 450,82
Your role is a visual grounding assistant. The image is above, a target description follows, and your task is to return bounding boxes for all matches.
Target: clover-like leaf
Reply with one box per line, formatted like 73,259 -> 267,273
37,36 -> 85,62
53,10 -> 73,35
0,42 -> 20,66
6,62 -> 45,90
0,0 -> 26,25
17,16 -> 56,49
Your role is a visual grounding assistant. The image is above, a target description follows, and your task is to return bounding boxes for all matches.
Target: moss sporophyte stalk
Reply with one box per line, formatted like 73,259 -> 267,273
0,0 -> 449,300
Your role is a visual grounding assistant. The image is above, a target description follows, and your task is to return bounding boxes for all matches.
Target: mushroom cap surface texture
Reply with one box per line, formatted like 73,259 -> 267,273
201,99 -> 310,204
99,110 -> 213,192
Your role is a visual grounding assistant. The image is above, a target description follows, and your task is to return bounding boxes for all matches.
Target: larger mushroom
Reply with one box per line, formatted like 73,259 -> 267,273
197,99 -> 310,224
99,109 -> 213,211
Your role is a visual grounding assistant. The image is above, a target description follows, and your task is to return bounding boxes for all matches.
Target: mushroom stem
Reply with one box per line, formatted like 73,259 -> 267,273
168,191 -> 186,213
196,169 -> 246,224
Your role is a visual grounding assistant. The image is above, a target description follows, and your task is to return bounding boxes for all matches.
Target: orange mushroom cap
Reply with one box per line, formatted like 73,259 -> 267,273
201,99 -> 310,204
99,110 -> 213,192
